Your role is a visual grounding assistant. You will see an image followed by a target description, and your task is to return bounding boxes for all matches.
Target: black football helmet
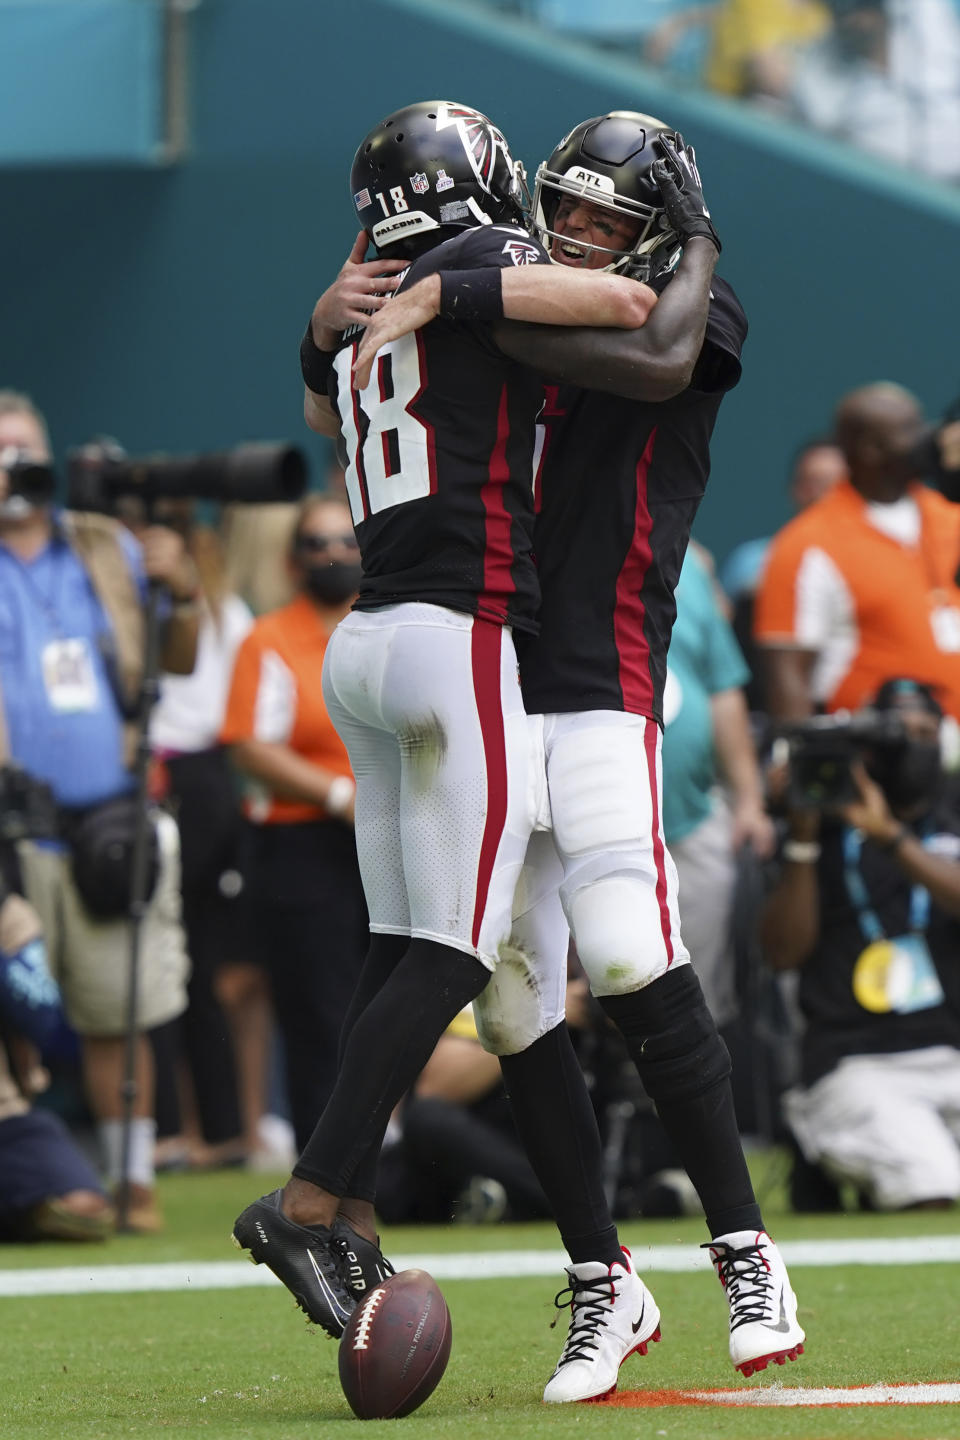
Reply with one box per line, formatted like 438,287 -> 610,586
350,101 -> 528,257
532,111 -> 682,281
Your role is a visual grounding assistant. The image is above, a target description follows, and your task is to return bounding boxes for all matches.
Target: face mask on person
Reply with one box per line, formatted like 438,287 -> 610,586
302,561 -> 363,606
866,741 -> 942,811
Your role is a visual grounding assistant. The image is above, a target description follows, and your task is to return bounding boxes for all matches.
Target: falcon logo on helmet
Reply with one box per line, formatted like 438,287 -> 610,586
532,111 -> 683,282
436,103 -> 508,195
350,100 -> 529,257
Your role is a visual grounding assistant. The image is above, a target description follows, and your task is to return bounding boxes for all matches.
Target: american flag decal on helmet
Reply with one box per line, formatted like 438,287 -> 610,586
435,102 -> 507,195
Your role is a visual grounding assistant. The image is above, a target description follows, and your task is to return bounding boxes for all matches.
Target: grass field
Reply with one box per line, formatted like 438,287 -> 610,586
4,1166 -> 960,1439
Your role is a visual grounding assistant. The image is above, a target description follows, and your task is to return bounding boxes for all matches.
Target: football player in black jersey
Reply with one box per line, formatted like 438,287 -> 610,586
353,112 -> 805,1403
232,100 -> 662,1340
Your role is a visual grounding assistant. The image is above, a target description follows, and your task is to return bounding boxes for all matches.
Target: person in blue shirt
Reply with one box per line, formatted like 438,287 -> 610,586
662,543 -> 774,1027
0,390 -> 199,1233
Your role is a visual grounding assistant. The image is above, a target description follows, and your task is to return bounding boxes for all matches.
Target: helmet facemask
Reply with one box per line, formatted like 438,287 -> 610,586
531,161 -> 681,282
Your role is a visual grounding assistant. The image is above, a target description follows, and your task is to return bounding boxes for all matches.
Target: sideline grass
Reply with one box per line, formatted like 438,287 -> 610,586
3,1170 -> 960,1439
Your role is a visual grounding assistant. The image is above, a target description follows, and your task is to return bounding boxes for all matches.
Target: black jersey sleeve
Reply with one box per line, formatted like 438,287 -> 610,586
689,275 -> 748,395
330,226 -> 549,371
404,225 -> 550,358
407,224 -> 550,283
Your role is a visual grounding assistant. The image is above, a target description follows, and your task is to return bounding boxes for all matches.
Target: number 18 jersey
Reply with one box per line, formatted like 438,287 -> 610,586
329,225 -> 549,635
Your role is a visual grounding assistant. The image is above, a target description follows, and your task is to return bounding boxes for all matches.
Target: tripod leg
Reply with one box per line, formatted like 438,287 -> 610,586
117,579 -> 165,1232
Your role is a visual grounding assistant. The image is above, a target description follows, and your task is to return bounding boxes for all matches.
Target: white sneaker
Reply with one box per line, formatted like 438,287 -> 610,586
705,1229 -> 805,1377
543,1248 -> 661,1404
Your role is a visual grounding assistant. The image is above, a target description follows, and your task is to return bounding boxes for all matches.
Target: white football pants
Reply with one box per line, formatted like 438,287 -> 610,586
475,710 -> 689,1055
322,603 -> 533,972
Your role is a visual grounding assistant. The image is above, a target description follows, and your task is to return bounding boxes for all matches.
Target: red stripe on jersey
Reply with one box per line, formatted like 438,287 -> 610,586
477,385 -> 515,624
411,331 -> 438,495
350,339 -> 372,520
643,718 -> 675,966
470,620 -> 508,949
614,428 -> 658,713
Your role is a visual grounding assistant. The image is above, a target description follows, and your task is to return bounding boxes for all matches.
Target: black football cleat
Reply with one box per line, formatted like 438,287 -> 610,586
334,1217 -> 396,1297
232,1188 -> 356,1338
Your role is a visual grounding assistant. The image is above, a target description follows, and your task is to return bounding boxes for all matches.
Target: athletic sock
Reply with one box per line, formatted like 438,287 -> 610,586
294,937 -> 490,1197
335,933 -> 411,1204
599,969 -> 763,1239
99,1117 -> 156,1188
655,1082 -> 764,1238
499,1022 -> 623,1269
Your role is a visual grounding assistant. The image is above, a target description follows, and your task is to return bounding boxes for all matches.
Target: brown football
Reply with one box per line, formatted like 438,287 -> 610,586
338,1269 -> 452,1419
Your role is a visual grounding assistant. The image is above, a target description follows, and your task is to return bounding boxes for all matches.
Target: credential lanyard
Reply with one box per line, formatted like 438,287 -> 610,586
842,827 -> 930,943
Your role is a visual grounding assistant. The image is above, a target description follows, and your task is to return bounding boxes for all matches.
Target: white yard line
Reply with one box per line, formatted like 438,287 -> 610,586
1,1233 -> 959,1299
612,1384 -> 960,1407
690,1383 -> 960,1406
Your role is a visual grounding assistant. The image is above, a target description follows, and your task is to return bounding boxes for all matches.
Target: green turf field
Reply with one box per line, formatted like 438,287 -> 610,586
3,1166 -> 960,1439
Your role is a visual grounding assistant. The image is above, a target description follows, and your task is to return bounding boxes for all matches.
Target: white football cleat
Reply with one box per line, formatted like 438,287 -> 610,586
543,1248 -> 661,1404
705,1229 -> 805,1377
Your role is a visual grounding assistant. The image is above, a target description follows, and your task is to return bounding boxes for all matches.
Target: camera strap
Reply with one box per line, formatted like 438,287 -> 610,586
0,674 -> 9,765
843,826 -> 948,1016
60,512 -> 145,713
60,511 -> 146,766
842,827 -> 931,940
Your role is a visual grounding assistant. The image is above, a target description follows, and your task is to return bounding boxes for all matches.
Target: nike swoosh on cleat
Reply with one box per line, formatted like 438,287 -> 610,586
631,1300 -> 647,1336
765,1291 -> 792,1334
306,1249 -> 350,1322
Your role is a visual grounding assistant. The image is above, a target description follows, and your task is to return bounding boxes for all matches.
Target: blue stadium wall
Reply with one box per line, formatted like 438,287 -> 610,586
2,0 -> 959,559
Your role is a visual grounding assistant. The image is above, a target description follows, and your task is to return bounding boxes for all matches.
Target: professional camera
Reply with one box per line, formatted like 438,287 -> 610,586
0,765 -> 59,844
777,709 -> 907,809
64,439 -> 307,513
0,447 -> 56,516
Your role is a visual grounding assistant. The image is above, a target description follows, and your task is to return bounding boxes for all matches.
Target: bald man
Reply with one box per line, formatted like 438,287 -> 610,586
754,382 -> 960,721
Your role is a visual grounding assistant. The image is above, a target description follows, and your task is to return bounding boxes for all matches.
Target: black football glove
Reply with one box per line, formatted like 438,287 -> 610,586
651,132 -> 721,253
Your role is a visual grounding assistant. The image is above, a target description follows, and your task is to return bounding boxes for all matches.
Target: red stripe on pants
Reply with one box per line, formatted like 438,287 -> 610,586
470,620 -> 508,949
643,718 -> 674,966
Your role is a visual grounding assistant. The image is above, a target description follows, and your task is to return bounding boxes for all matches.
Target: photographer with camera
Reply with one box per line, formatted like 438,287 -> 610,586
761,678 -> 960,1210
755,382 -> 960,723
0,390 -> 198,1233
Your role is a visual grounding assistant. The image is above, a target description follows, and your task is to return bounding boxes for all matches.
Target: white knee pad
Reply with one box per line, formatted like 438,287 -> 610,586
565,869 -> 689,998
473,941 -> 565,1056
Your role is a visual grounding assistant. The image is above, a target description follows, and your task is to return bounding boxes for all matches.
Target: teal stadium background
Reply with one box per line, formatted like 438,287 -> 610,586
2,0 -> 960,561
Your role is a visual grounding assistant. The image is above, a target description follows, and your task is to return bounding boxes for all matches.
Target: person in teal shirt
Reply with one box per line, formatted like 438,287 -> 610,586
661,544 -> 773,1026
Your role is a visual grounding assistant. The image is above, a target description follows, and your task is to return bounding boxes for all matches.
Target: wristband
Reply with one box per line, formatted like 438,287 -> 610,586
325,775 -> 356,818
300,321 -> 336,393
782,840 -> 821,864
439,268 -> 504,324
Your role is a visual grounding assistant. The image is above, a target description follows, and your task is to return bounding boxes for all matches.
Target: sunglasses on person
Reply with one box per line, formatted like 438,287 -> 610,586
294,531 -> 359,554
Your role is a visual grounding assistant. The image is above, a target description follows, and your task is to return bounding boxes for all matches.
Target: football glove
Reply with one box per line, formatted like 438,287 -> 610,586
652,133 -> 721,254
